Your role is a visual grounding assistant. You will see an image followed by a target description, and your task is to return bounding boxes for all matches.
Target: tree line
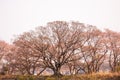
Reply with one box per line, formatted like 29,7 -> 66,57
0,21 -> 120,76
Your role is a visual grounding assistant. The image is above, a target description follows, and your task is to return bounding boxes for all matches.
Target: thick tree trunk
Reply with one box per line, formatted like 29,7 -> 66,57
53,67 -> 62,77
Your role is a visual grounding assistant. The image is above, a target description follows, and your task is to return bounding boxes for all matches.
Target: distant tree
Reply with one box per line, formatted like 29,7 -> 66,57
0,40 -> 10,75
81,28 -> 107,73
105,29 -> 120,72
68,27 -> 108,74
4,45 -> 18,75
9,31 -> 47,75
41,21 -> 84,76
0,40 -> 8,60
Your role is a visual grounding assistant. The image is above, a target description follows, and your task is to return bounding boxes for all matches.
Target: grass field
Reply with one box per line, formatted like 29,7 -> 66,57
0,72 -> 120,80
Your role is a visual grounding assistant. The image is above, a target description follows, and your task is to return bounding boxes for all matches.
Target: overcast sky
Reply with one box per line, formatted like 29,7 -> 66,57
0,0 -> 120,43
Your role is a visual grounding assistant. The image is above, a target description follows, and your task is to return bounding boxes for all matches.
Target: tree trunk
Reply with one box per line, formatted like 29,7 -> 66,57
53,67 -> 62,77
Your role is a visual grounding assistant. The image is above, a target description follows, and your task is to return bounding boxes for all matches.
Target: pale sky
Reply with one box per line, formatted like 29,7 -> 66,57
0,0 -> 120,43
